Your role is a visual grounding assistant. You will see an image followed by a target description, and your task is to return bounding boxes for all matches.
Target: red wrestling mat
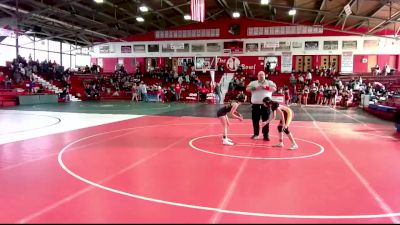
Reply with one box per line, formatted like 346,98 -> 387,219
0,115 -> 399,223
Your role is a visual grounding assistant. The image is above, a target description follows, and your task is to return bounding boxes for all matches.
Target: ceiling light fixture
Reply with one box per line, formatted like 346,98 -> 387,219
94,0 -> 104,3
232,11 -> 240,18
136,17 -> 144,22
184,14 -> 191,20
139,5 -> 148,12
288,9 -> 296,16
261,0 -> 270,5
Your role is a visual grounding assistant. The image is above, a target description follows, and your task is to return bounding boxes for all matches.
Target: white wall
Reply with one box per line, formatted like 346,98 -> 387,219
91,35 -> 400,58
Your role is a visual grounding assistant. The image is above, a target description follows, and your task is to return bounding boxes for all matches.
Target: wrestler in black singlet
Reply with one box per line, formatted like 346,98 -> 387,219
217,101 -> 235,117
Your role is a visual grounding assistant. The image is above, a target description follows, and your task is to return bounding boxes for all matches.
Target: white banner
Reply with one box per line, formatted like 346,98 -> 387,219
281,52 -> 292,73
264,42 -> 279,48
210,70 -> 215,84
341,51 -> 353,73
171,43 -> 185,49
271,95 -> 284,103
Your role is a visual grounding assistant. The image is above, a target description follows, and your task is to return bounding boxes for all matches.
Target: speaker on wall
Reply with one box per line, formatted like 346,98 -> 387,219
228,23 -> 240,35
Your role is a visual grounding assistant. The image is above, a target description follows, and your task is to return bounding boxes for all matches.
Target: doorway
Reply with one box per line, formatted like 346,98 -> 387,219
295,55 -> 313,72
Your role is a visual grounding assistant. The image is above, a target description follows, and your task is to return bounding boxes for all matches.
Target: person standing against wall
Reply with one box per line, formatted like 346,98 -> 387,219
246,71 -> 277,140
214,82 -> 222,104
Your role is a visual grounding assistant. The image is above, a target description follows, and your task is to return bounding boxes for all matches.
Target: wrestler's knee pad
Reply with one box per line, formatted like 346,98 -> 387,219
283,127 -> 290,135
278,125 -> 283,133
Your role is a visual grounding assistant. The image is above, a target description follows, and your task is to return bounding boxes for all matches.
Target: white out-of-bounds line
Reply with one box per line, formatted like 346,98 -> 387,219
329,107 -> 374,129
21,123 -> 214,223
328,107 -> 397,140
19,122 -> 205,224
2,127 -> 142,172
19,145 -> 171,224
302,107 -> 400,224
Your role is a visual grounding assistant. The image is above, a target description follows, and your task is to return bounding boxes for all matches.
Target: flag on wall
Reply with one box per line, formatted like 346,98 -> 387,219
191,0 -> 205,23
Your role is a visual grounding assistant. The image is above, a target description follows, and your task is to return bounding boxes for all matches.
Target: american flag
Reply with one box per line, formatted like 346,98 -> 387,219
191,0 -> 205,23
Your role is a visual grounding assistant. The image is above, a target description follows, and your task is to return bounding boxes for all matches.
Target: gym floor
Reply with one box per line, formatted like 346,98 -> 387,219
0,101 -> 399,223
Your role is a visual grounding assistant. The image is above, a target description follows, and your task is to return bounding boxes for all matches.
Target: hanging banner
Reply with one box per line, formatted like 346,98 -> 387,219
341,51 -> 353,73
281,52 -> 292,73
210,70 -> 215,84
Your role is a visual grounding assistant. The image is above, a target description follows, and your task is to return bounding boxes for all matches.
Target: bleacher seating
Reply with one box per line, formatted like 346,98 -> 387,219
0,90 -> 18,107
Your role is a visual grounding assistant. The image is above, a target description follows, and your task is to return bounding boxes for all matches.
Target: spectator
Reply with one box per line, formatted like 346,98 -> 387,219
214,82 -> 222,104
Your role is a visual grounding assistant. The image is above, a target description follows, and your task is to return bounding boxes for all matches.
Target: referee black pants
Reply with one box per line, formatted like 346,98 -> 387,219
252,104 -> 271,138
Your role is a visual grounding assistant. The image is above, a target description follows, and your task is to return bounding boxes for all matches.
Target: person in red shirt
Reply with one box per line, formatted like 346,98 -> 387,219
175,83 -> 181,101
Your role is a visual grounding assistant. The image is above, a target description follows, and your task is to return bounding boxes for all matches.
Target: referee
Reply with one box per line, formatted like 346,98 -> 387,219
246,71 -> 277,141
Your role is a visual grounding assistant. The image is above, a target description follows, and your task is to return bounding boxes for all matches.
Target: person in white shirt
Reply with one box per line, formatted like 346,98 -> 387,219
246,71 -> 277,141
306,70 -> 312,85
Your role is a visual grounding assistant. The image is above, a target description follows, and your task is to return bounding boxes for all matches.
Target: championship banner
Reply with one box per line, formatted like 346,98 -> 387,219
191,0 -> 205,22
341,51 -> 353,73
281,52 -> 292,73
210,70 -> 215,84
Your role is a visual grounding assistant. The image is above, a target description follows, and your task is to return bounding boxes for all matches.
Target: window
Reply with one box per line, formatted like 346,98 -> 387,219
49,52 -> 61,64
48,40 -> 60,52
17,35 -> 34,49
36,39 -> 48,51
62,42 -> 71,53
35,49 -> 48,62
62,54 -> 71,68
2,36 -> 16,46
71,55 -> 76,69
19,48 -> 34,60
0,45 -> 16,66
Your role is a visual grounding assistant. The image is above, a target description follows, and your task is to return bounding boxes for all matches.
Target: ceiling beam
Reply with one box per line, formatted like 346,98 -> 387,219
206,10 -> 224,21
243,2 -> 254,18
163,0 -> 185,16
18,0 -> 81,23
117,2 -> 193,23
319,0 -> 353,25
250,17 -> 399,40
21,19 -> 106,45
206,11 -> 217,20
314,0 -> 327,25
347,2 -> 387,30
71,2 -> 145,33
245,1 -> 398,24
129,0 -> 179,27
0,5 -> 14,16
20,0 -> 129,36
215,0 -> 232,17
292,0 -> 296,24
368,5 -> 400,34
0,3 -> 119,41
243,1 -> 248,17
334,0 -> 357,27
103,0 -> 165,30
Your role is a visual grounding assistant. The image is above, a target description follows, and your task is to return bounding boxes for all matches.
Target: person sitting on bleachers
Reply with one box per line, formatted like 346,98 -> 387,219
340,86 -> 353,107
199,85 -> 208,103
59,86 -> 70,102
